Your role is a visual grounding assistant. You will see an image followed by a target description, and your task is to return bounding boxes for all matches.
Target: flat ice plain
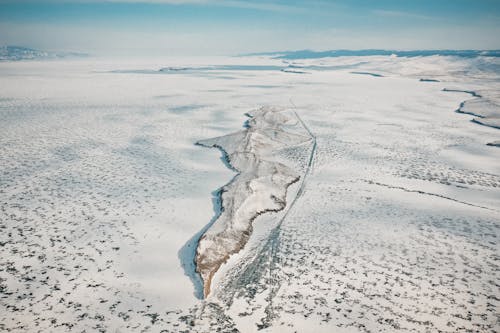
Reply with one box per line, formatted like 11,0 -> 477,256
0,54 -> 499,332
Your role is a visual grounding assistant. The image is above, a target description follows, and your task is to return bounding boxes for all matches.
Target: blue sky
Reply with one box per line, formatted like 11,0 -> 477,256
0,0 -> 499,55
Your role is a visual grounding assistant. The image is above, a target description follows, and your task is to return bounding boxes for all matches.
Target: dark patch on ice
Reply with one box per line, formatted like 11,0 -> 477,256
168,104 -> 209,114
109,69 -> 159,74
205,89 -> 232,93
215,65 -> 283,71
212,76 -> 237,80
153,94 -> 181,99
377,123 -> 404,127
351,71 -> 384,77
159,67 -> 194,72
455,101 -> 485,118
419,78 -> 440,82
486,141 -> 500,147
305,62 -> 371,71
194,73 -> 239,80
442,88 -> 482,98
281,68 -> 309,74
241,85 -> 282,89
471,118 -> 500,130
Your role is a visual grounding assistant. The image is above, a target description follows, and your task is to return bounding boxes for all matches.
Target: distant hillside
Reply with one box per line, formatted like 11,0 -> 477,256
0,46 -> 88,61
244,49 -> 500,60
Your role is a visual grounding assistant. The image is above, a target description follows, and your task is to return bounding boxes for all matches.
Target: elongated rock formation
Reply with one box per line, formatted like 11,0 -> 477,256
195,106 -> 311,297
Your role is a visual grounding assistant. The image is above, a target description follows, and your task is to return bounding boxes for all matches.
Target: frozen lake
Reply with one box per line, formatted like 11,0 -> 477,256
1,55 -> 499,332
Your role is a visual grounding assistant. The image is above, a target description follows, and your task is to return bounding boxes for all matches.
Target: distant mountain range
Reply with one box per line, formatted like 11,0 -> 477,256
244,49 -> 500,60
0,46 -> 88,61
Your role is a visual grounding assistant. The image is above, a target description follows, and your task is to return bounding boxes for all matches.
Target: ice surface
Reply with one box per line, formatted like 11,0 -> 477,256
0,54 -> 499,332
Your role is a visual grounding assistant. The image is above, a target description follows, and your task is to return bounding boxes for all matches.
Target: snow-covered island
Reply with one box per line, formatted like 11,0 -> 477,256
195,106 -> 313,297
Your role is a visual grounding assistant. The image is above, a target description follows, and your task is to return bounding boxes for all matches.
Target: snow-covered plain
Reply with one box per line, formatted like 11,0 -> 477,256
0,54 -> 499,332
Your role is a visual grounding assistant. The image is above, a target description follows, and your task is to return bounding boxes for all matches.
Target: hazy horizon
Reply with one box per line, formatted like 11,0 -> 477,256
1,0 -> 499,56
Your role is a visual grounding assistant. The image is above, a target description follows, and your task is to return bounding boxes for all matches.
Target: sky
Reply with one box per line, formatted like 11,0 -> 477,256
0,0 -> 499,56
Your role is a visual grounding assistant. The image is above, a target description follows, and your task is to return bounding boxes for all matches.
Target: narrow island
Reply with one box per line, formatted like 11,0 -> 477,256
195,106 -> 312,297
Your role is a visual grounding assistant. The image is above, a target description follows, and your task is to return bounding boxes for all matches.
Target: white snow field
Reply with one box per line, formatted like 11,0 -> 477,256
0,54 -> 499,332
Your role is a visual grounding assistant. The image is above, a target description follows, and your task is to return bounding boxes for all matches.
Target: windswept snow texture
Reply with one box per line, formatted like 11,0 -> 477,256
0,54 -> 499,332
195,107 -> 311,297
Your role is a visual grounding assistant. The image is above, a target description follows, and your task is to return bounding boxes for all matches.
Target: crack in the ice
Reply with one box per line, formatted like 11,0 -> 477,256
442,88 -> 485,118
365,180 -> 498,212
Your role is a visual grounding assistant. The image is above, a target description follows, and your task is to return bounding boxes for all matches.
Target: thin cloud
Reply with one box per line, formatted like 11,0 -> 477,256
215,0 -> 303,13
0,0 -> 206,2
0,0 -> 304,13
100,0 -> 215,3
372,9 -> 437,21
